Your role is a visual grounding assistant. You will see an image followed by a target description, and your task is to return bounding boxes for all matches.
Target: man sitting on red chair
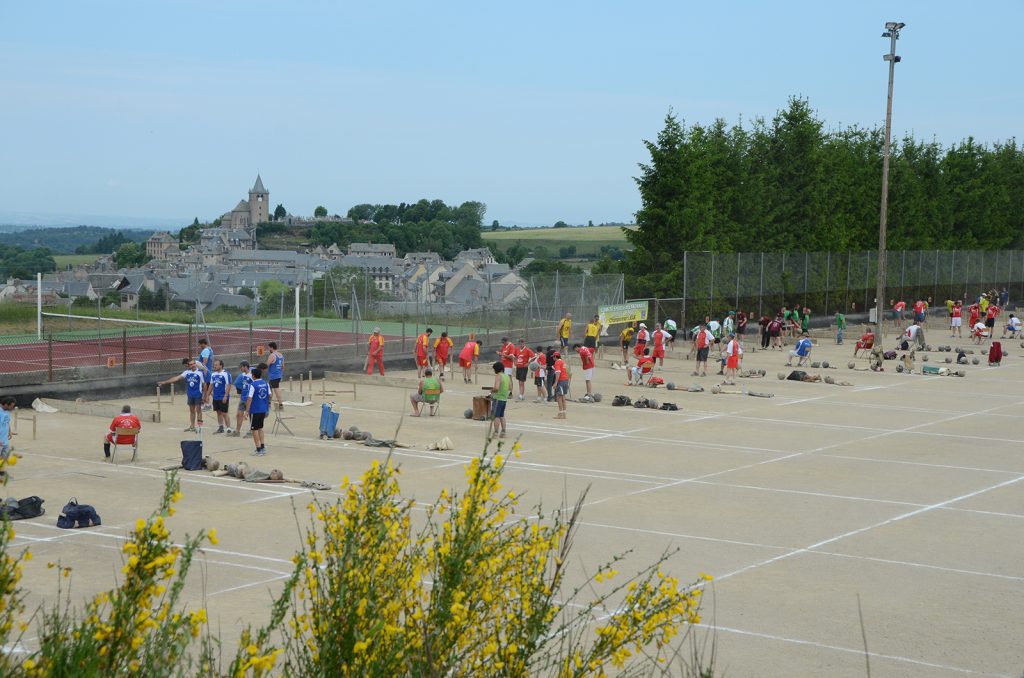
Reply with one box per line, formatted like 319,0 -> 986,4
103,404 -> 141,460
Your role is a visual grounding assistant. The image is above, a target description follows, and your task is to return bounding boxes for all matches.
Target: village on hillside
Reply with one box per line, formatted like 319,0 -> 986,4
2,176 -> 533,314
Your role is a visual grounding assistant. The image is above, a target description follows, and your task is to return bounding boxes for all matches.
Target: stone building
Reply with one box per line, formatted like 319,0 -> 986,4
220,174 -> 269,233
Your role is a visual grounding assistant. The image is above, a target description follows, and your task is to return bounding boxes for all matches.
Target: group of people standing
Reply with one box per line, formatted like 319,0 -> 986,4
157,339 -> 285,457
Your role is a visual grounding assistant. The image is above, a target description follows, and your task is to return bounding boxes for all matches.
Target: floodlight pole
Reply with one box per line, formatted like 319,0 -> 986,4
875,21 -> 903,340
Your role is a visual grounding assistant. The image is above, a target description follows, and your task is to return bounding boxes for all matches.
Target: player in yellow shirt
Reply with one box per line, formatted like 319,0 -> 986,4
584,315 -> 601,350
556,312 -> 573,348
619,325 -> 635,364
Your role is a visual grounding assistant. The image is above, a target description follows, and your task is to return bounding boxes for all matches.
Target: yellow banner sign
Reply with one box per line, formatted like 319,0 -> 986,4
598,301 -> 648,326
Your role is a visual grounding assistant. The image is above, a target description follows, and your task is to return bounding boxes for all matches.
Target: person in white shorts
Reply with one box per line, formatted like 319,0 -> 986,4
572,343 -> 596,400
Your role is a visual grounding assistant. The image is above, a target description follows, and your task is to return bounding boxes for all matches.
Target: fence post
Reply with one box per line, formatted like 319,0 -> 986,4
933,250 -> 939,306
654,297 -> 660,325
845,252 -> 852,313
188,323 -> 193,359
735,252 -> 741,311
401,320 -> 406,353
48,334 -> 53,382
803,251 -> 809,309
304,319 -> 309,360
950,250 -> 956,301
824,251 -> 831,316
248,321 -> 254,363
758,252 -> 764,319
709,253 -> 715,314
122,329 -> 127,376
681,251 -> 688,332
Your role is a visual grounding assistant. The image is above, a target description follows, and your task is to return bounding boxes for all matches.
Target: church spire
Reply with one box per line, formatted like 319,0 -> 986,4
251,174 -> 267,194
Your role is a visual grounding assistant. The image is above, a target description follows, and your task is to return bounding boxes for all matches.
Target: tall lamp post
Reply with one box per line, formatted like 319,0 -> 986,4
875,21 -> 904,339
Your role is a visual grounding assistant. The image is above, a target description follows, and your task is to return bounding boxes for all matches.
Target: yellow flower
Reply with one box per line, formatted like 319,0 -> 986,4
171,491 -> 183,504
21,659 -> 35,670
6,456 -> 16,467
207,528 -> 219,545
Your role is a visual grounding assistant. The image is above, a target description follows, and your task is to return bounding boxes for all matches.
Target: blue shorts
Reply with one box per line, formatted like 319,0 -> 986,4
187,396 -> 203,407
915,312 -> 925,322
556,381 -> 569,396
491,399 -> 507,418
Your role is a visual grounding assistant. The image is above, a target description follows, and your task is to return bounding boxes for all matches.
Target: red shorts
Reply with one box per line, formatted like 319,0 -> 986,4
633,343 -> 646,357
459,358 -> 473,369
435,355 -> 448,365
652,347 -> 665,358
726,355 -> 740,369
416,354 -> 429,366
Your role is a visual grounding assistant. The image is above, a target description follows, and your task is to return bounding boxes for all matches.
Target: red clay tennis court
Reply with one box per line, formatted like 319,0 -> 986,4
0,326 -> 392,375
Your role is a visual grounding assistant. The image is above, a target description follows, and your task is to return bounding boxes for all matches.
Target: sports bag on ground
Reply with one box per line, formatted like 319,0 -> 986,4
181,440 -> 204,470
0,496 -> 44,521
611,395 -> 631,407
57,498 -> 101,529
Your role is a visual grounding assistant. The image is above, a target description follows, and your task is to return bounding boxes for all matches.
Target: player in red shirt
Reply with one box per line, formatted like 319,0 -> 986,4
458,338 -> 481,383
513,338 -> 534,401
984,304 -> 1001,340
892,300 -> 906,331
629,348 -> 655,386
366,328 -> 385,376
433,332 -> 453,379
650,324 -> 671,367
968,303 -> 981,328
950,301 -> 963,338
103,404 -> 141,460
551,351 -> 570,419
415,328 -> 433,378
497,337 -> 517,378
572,343 -> 596,399
531,346 -> 547,402
633,323 -> 650,357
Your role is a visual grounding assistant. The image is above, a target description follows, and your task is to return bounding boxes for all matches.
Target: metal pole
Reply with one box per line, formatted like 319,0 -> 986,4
875,21 -> 903,340
48,334 -> 53,382
36,272 -> 42,340
122,329 -> 127,376
933,250 -> 939,306
709,253 -> 715,315
758,252 -> 764,318
845,251 -> 852,313
900,250 -> 906,301
682,251 -> 687,330
735,252 -> 741,311
803,251 -> 808,309
294,285 -> 301,350
825,251 -> 831,315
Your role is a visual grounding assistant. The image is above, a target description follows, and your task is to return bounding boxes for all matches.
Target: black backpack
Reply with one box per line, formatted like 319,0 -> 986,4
0,496 -> 44,521
612,395 -> 631,407
57,498 -> 101,529
659,402 -> 679,411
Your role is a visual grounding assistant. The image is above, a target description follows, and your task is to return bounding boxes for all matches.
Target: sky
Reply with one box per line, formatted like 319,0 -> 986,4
1,1 -> 1021,229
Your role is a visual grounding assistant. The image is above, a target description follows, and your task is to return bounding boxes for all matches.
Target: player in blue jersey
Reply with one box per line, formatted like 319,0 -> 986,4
159,358 -> 208,432
245,367 -> 271,456
266,341 -> 285,410
231,361 -> 253,438
197,338 -> 215,408
209,359 -> 233,434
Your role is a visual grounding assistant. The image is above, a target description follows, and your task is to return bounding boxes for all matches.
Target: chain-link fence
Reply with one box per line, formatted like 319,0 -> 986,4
2,273 -> 624,382
634,249 -> 1024,332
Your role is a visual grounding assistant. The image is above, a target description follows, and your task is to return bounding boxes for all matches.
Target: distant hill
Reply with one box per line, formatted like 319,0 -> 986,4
0,225 -> 153,254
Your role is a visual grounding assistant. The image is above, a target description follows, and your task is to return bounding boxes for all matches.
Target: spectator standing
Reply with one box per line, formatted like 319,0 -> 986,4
583,315 -> 600,349
650,323 -> 671,368
950,301 -> 964,338
758,314 -> 772,349
0,396 -> 16,458
489,361 -> 512,437
834,309 -> 846,344
532,346 -> 547,403
498,337 -> 517,378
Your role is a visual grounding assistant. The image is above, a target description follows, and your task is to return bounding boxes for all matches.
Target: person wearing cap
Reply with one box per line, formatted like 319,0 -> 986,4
367,327 -> 385,376
723,332 -> 742,386
722,311 -> 735,337
786,331 -> 813,367
633,322 -> 650,357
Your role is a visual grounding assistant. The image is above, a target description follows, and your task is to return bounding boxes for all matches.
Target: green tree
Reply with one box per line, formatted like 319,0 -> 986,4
258,279 -> 290,315
553,220 -> 569,228
314,206 -> 328,218
113,242 -> 149,268
274,204 -> 287,221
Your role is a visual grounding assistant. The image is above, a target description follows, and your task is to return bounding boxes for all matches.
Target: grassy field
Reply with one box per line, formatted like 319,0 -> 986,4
53,254 -> 101,269
483,225 -> 633,258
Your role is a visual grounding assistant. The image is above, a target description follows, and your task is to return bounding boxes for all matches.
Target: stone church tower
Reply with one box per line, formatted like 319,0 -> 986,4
248,174 -> 269,226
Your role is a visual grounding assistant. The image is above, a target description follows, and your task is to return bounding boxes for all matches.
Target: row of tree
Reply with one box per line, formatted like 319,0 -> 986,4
311,199 -> 487,259
623,97 -> 1024,297
0,244 -> 56,280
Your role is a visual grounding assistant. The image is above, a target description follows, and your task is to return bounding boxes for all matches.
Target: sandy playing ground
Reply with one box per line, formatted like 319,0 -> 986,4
4,330 -> 1023,676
